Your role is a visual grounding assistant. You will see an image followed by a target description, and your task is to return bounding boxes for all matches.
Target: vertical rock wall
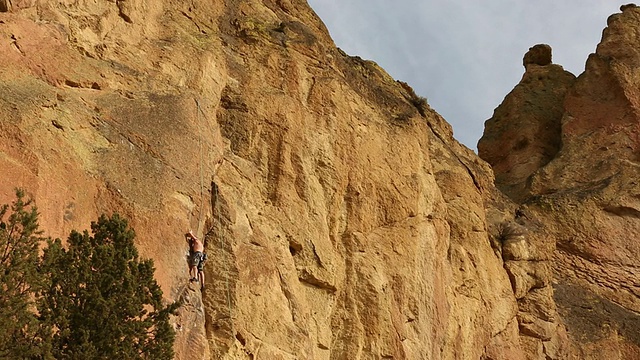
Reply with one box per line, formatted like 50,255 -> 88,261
0,0 -> 580,359
479,5 -> 640,359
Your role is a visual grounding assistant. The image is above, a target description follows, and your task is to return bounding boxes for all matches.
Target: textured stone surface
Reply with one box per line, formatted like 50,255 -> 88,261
523,44 -> 552,68
478,49 -> 576,201
0,1 -> 525,359
481,6 -> 640,359
5,0 -> 639,358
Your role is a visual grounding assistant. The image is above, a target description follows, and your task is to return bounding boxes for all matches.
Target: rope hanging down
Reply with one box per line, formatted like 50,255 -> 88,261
189,99 -> 207,236
192,99 -> 234,332
213,184 -> 233,333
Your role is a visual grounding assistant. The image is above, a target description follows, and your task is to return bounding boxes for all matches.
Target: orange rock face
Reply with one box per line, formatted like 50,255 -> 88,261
480,6 -> 640,359
4,1 -> 637,359
1,1 -> 524,359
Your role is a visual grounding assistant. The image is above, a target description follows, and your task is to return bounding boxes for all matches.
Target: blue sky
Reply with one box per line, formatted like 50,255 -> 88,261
306,1 -> 621,150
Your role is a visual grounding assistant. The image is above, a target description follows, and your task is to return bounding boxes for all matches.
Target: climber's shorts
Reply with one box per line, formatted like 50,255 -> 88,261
190,251 -> 205,271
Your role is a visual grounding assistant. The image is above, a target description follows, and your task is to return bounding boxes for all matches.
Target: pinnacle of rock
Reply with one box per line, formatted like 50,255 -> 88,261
480,5 -> 640,358
621,3 -> 637,11
523,43 -> 552,68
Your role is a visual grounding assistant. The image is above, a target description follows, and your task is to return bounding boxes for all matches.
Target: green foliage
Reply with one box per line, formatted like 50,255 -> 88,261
0,192 -> 178,360
0,189 -> 49,359
38,213 -> 179,360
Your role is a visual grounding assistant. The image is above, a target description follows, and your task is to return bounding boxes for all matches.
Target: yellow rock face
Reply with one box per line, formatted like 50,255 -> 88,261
14,1 -> 639,359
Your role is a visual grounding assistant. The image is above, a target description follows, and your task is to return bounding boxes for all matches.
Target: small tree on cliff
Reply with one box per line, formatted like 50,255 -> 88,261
38,213 -> 179,360
0,189 -> 49,359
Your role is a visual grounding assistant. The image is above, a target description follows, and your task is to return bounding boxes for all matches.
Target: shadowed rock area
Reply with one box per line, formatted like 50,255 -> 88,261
523,44 -> 552,68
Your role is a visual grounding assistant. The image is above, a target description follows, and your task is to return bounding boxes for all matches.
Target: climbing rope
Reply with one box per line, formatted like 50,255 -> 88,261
190,99 -> 207,236
192,98 -> 234,334
213,184 -> 234,332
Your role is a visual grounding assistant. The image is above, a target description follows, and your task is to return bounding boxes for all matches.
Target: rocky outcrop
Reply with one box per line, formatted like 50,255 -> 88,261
4,0 -> 638,358
480,5 -> 640,359
478,45 -> 576,202
0,1 -> 528,359
495,216 -> 571,359
523,44 -> 552,68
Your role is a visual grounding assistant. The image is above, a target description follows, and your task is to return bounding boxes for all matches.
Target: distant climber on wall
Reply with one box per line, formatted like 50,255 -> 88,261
186,230 -> 206,290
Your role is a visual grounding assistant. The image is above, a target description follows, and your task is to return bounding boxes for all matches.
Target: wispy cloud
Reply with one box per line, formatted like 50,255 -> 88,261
307,1 -> 620,150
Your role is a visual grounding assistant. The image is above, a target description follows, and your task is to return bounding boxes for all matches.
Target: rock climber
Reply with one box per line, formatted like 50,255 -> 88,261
186,230 -> 206,290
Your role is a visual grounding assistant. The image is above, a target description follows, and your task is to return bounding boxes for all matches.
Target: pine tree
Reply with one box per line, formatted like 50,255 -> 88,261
38,213 -> 179,360
0,189 -> 48,359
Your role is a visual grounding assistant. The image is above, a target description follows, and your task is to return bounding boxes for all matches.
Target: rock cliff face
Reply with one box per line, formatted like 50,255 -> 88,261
1,1 -> 636,359
0,1 -> 523,358
480,5 -> 640,359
